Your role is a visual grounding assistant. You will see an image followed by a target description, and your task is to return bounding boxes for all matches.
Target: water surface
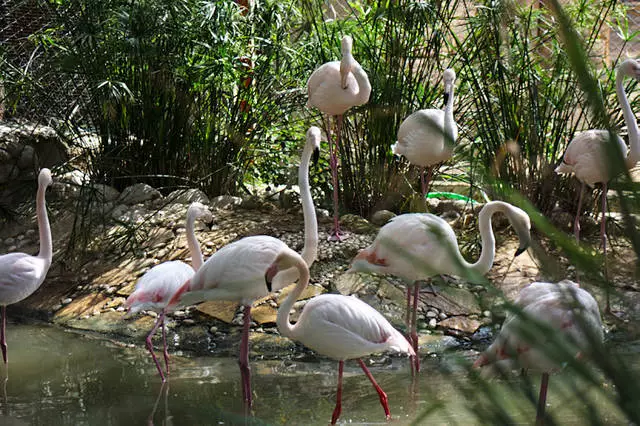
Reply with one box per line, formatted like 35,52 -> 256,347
0,323 -> 631,425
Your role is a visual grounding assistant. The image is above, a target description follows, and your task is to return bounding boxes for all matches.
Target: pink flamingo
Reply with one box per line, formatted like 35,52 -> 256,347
271,251 -> 414,425
349,201 -> 531,373
393,69 -> 458,205
125,202 -> 212,382
474,280 -> 603,425
307,35 -> 371,241
0,168 -> 53,365
167,127 -> 321,405
555,58 -> 640,311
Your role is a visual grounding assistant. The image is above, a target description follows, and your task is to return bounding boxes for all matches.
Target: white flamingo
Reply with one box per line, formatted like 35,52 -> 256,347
307,35 -> 371,241
474,280 -> 603,425
555,58 -> 640,311
0,168 -> 53,365
125,202 -> 212,382
167,127 -> 320,405
271,251 -> 414,425
348,201 -> 532,373
393,69 -> 458,206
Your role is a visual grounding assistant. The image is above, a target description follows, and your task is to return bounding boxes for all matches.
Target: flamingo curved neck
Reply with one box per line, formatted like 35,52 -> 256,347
457,202 -> 504,278
444,85 -> 456,149
276,253 -> 310,338
186,213 -> 204,270
352,62 -> 371,105
617,70 -> 640,169
36,181 -> 52,266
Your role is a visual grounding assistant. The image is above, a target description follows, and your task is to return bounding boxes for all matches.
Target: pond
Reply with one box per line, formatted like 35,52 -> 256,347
0,322 -> 632,425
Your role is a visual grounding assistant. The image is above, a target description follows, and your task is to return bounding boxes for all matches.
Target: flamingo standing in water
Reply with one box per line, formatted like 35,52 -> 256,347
271,250 -> 414,425
474,280 -> 603,425
349,201 -> 532,373
125,202 -> 213,382
307,35 -> 371,241
168,127 -> 321,405
393,69 -> 458,207
555,58 -> 640,311
0,168 -> 53,365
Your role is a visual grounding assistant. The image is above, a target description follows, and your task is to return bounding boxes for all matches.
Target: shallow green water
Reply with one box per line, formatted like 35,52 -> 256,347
0,323 -> 631,425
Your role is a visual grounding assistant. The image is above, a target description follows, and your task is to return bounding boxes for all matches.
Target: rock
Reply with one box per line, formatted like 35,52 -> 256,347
421,286 -> 482,316
211,195 -> 242,210
340,214 -> 377,234
426,310 -> 438,318
196,300 -> 238,323
428,318 -> 437,328
315,208 -> 330,218
166,188 -> 210,204
92,184 -> 120,202
118,183 -> 161,205
371,210 -> 396,226
54,294 -> 108,323
438,316 -> 482,334
251,304 -> 278,325
335,273 -> 369,295
276,284 -> 326,304
376,279 -> 406,306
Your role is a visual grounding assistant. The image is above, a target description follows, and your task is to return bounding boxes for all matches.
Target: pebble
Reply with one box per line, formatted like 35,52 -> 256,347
106,287 -> 116,294
16,234 -> 24,241
25,229 -> 36,238
147,311 -> 158,318
428,318 -> 437,329
183,319 -> 196,325
438,312 -> 447,320
62,298 -> 72,305
173,310 -> 186,318
426,311 -> 438,318
209,326 -> 218,333
117,306 -> 126,312
483,310 -> 491,318
7,245 -> 16,252
51,304 -> 62,312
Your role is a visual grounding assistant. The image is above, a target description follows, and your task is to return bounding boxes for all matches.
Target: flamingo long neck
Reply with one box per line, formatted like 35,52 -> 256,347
276,252 -> 311,339
186,212 -> 204,270
616,70 -> 640,169
271,142 -> 318,289
458,202 -> 504,277
352,62 -> 371,106
36,181 -> 52,266
443,84 -> 456,150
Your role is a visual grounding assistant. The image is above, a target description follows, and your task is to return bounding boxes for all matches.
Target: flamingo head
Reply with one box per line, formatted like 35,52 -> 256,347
340,35 -> 355,89
620,58 -> 640,80
472,353 -> 490,368
347,248 -> 387,274
307,126 -> 322,166
187,202 -> 214,229
38,168 -> 53,188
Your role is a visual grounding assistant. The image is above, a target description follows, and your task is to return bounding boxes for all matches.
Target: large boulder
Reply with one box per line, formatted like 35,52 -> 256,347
166,188 -> 210,204
118,183 -> 162,205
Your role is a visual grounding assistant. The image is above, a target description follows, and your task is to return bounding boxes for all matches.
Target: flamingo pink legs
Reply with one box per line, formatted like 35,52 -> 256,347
535,372 -> 550,426
420,166 -> 434,211
331,360 -> 344,425
573,182 -> 585,243
239,305 -> 252,407
145,311 -> 167,382
327,115 -> 346,242
331,359 -> 391,425
601,183 -> 610,313
1,306 -> 6,364
358,359 -> 391,420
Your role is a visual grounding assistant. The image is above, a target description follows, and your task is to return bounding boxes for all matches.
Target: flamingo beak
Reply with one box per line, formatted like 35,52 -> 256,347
515,246 -> 527,257
312,147 -> 320,167
264,263 -> 279,292
443,91 -> 450,107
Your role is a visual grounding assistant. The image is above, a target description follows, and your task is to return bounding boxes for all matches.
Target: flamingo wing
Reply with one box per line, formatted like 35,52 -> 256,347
126,260 -> 195,313
0,252 -> 48,305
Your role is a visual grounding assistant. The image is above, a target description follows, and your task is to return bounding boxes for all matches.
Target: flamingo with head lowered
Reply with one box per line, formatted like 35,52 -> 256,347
125,202 -> 213,382
0,168 -> 53,366
270,249 -> 414,425
348,201 -> 532,373
474,280 -> 603,425
167,127 -> 321,406
393,68 -> 458,207
307,35 -> 371,241
555,58 -> 640,311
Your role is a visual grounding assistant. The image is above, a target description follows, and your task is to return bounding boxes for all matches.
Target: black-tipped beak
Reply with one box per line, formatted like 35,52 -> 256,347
443,91 -> 450,108
514,246 -> 527,257
205,220 -> 214,231
264,272 -> 273,292
312,147 -> 320,167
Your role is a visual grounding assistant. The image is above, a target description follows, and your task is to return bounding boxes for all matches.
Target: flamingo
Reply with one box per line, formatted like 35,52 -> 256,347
307,35 -> 371,241
474,280 -> 603,425
555,58 -> 640,311
392,68 -> 457,208
271,252 -> 414,425
348,201 -> 532,373
167,127 -> 321,405
0,168 -> 53,365
125,202 -> 213,382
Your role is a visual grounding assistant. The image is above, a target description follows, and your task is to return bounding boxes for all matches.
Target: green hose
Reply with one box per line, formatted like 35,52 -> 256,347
426,191 -> 478,204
